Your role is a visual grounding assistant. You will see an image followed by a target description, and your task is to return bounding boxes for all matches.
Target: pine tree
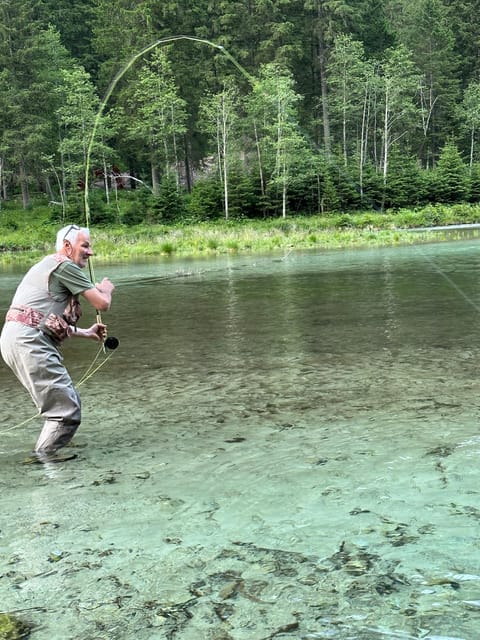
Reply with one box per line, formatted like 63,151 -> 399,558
433,140 -> 469,203
0,1 -> 73,206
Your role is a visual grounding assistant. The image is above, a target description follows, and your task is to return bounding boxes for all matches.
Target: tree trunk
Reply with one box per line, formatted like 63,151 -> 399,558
381,87 -> 390,212
221,108 -> 229,220
470,125 -> 475,170
0,157 -> 4,204
315,0 -> 331,157
103,157 -> 110,205
171,106 -> 180,187
359,84 -> 370,199
45,176 -> 54,201
253,119 -> 265,208
19,159 -> 29,209
282,156 -> 287,218
183,136 -> 192,192
223,151 -> 229,220
151,161 -> 160,195
319,44 -> 331,156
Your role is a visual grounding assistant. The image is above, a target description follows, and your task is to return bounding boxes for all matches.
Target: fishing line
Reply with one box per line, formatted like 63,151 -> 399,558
75,343 -> 109,385
415,243 -> 480,314
0,345 -> 115,436
75,346 -> 115,386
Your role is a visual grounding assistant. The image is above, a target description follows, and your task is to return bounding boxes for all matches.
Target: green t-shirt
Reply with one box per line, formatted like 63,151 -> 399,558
9,254 -> 95,341
50,260 -> 94,298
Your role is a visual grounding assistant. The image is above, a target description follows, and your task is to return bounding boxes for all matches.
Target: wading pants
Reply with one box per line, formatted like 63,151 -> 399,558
0,322 -> 81,453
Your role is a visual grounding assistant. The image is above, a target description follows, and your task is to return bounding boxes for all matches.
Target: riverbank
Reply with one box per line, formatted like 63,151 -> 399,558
1,203 -> 480,264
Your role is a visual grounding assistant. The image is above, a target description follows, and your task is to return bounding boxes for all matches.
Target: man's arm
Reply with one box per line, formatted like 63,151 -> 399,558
82,277 -> 115,311
69,322 -> 107,342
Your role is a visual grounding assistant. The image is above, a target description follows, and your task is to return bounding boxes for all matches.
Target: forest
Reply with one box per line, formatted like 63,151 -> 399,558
2,0 -> 480,224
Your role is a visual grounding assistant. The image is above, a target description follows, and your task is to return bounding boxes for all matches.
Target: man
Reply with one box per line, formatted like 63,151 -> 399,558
0,224 -> 115,461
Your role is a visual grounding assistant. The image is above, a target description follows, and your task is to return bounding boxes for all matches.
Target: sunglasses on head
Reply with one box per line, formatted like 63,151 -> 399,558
63,224 -> 81,243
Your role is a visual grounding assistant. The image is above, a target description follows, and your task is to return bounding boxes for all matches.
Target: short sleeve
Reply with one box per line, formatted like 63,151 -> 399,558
53,261 -> 95,296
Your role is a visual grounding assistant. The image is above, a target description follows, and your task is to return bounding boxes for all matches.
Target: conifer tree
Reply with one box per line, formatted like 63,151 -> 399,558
433,140 -> 469,203
0,1 -> 73,206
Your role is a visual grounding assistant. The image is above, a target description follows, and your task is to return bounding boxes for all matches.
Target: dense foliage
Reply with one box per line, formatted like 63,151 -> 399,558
1,0 -> 480,223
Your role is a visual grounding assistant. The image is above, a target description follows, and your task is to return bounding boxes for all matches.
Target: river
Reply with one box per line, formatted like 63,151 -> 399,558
1,240 -> 480,639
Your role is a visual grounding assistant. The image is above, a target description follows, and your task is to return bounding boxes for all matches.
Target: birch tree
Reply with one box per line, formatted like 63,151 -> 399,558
199,81 -> 239,220
246,63 -> 310,218
399,0 -> 459,166
327,34 -> 368,167
123,50 -> 187,195
55,65 -> 114,215
380,45 -> 420,184
457,81 -> 480,170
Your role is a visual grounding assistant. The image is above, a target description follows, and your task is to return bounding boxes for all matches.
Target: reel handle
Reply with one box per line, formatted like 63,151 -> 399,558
95,312 -> 120,351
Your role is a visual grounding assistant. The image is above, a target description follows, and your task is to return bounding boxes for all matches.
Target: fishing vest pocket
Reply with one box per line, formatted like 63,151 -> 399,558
42,313 -> 72,342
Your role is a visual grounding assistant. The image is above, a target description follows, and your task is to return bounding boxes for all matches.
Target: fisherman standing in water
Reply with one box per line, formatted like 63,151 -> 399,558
0,225 -> 115,461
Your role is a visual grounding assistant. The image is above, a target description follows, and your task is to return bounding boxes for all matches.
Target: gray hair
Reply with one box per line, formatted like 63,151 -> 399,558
56,224 -> 90,251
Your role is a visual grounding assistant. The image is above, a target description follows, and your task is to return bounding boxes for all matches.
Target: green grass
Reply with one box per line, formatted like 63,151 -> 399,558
1,201 -> 480,265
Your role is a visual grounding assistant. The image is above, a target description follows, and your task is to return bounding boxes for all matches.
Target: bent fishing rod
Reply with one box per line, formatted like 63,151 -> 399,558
80,36 -> 257,353
86,256 -> 119,352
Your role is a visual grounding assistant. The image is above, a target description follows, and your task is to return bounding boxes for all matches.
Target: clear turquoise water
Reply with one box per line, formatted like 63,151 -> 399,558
1,240 -> 480,639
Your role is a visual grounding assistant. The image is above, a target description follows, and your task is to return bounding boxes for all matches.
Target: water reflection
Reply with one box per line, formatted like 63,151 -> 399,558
1,241 -> 480,639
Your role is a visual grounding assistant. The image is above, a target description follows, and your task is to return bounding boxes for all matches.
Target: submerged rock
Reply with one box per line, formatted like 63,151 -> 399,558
0,613 -> 31,639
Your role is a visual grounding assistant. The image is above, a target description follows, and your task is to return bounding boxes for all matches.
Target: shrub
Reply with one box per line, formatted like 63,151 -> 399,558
186,178 -> 223,221
160,241 -> 175,255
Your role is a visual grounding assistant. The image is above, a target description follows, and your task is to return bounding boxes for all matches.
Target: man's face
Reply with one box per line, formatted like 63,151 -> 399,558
67,231 -> 94,268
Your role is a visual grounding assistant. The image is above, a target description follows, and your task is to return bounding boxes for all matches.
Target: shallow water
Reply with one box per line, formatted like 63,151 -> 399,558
1,241 -> 480,639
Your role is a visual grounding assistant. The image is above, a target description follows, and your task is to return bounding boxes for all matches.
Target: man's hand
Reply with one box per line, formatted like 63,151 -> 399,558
84,322 -> 107,342
96,278 -> 115,295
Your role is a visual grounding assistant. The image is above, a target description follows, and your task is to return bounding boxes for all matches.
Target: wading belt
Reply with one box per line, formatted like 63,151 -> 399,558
6,305 -> 44,328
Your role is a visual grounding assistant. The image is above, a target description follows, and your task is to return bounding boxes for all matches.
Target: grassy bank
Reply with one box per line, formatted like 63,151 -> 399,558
1,202 -> 480,265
